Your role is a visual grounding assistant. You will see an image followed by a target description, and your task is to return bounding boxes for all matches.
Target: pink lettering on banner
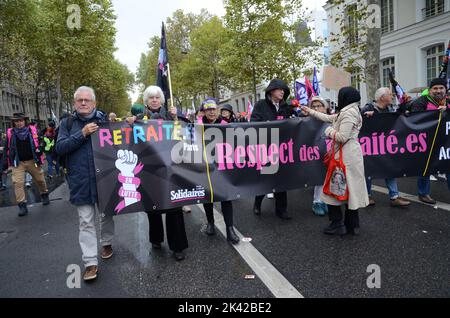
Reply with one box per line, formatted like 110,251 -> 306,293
277,116 -> 284,120
99,129 -> 113,147
216,140 -> 296,171
358,131 -> 427,157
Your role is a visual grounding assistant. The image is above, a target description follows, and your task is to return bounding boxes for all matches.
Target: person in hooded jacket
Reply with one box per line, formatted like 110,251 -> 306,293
201,98 -> 240,244
251,79 -> 292,220
302,87 -> 369,236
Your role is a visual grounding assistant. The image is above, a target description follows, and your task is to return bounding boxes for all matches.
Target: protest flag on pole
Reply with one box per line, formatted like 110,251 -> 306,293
312,66 -> 320,96
304,76 -> 315,102
295,78 -> 308,106
388,68 -> 406,104
438,40 -> 450,88
156,22 -> 172,107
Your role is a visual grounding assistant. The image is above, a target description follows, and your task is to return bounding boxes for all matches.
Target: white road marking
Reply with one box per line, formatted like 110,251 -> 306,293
371,185 -> 450,211
197,204 -> 304,298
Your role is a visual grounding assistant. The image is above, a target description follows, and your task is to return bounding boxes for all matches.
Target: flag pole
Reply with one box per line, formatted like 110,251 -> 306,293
167,63 -> 175,109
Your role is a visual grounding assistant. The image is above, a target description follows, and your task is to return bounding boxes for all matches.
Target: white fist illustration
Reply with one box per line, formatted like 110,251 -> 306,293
115,149 -> 138,177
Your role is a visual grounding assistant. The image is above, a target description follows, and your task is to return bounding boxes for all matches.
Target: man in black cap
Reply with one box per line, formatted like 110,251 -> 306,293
406,78 -> 449,204
408,78 -> 448,112
1,113 -> 50,216
251,79 -> 292,220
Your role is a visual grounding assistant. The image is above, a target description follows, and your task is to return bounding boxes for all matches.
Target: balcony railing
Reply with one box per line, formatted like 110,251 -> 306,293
422,3 -> 445,20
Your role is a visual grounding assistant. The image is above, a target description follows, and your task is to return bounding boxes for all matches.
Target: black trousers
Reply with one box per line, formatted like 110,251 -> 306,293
254,192 -> 287,214
146,208 -> 188,252
327,205 -> 360,230
203,201 -> 233,227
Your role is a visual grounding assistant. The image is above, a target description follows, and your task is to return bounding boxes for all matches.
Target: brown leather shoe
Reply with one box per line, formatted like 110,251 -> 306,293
419,195 -> 436,205
101,245 -> 113,259
368,196 -> 376,206
390,197 -> 411,207
83,265 -> 98,281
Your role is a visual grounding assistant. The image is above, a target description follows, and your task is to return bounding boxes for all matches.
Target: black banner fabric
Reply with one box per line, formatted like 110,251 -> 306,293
92,111 -> 450,216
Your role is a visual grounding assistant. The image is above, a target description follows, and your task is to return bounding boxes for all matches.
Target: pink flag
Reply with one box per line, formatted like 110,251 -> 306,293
304,76 -> 316,102
246,100 -> 253,122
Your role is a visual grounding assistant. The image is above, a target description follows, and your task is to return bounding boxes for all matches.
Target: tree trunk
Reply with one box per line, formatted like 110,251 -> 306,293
45,82 -> 52,115
252,65 -> 257,103
56,66 -> 62,118
364,0 -> 382,101
34,89 -> 40,122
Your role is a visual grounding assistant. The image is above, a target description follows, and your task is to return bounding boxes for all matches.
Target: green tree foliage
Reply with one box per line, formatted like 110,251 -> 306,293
0,0 -> 134,118
223,0 -> 320,99
328,0 -> 381,99
178,16 -> 230,99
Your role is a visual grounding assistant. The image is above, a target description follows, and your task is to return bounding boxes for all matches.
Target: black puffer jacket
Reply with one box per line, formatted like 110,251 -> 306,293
250,79 -> 291,122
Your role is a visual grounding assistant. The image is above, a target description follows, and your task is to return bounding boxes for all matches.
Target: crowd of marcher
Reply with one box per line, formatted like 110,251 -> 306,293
2,75 -> 448,282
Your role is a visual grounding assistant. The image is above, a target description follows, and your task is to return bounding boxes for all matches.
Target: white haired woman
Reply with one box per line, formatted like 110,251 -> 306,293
128,86 -> 177,121
127,85 -> 188,261
308,96 -> 331,217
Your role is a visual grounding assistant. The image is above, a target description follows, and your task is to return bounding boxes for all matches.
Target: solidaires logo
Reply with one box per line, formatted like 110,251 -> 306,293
170,186 -> 206,203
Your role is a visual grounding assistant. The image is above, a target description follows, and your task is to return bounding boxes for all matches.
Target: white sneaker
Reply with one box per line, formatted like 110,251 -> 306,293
430,175 -> 438,181
437,174 -> 447,180
25,182 -> 31,188
266,193 -> 274,199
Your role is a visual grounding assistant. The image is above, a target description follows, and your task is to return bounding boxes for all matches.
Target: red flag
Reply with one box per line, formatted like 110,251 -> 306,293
304,76 -> 315,102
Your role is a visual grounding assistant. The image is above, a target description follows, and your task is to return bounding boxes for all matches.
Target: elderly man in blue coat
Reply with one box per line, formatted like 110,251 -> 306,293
56,86 -> 115,282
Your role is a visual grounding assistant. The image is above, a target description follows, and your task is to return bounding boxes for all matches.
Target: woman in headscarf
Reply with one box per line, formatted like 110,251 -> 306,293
302,87 -> 369,236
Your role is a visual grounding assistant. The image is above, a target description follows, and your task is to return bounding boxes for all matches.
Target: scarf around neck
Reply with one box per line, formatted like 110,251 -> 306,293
14,126 -> 31,141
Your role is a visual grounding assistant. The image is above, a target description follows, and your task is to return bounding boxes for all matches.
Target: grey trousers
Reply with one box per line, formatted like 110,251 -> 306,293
77,204 -> 115,267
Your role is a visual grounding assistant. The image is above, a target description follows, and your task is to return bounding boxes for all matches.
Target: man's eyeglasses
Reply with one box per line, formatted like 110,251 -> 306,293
311,104 -> 325,109
75,99 -> 93,104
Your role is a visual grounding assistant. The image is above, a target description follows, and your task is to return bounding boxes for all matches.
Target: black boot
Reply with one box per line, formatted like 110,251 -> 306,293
323,221 -> 346,235
345,209 -> 360,236
205,223 -> 216,236
324,205 -> 345,235
253,196 -> 263,215
41,193 -> 50,206
18,202 -> 28,217
226,226 -> 240,244
276,210 -> 292,220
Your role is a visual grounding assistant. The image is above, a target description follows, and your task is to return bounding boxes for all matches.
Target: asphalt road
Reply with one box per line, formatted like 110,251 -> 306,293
0,176 -> 449,298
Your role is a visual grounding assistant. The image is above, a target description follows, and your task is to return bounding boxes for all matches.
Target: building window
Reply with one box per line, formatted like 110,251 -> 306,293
345,4 -> 359,46
324,47 -> 330,65
381,0 -> 394,34
381,57 -> 395,88
423,0 -> 445,19
351,73 -> 361,91
323,20 -> 329,41
249,95 -> 253,106
426,44 -> 445,86
235,99 -> 239,112
242,98 -> 246,110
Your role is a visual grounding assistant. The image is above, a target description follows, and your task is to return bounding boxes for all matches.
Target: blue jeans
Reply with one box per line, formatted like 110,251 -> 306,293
46,152 -> 59,176
366,177 -> 399,199
417,176 -> 430,196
